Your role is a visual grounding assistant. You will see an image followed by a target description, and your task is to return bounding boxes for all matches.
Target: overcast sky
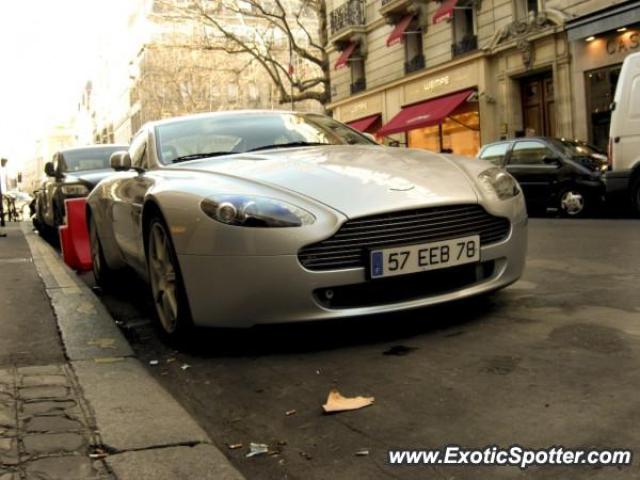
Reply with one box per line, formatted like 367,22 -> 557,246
0,0 -> 127,172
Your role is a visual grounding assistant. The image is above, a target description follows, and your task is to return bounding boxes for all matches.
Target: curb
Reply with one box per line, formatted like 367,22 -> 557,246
21,225 -> 245,480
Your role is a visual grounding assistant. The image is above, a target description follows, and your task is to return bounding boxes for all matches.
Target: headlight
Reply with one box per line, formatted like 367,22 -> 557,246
200,194 -> 315,227
61,184 -> 90,196
478,168 -> 520,200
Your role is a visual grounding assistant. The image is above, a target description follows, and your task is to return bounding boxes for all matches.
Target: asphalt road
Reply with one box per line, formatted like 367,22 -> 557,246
78,217 -> 640,480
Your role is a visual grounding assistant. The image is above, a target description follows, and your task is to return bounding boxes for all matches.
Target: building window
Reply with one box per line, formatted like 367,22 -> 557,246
514,0 -> 539,19
586,64 -> 621,151
404,18 -> 424,74
452,1 -> 477,56
350,45 -> 366,94
407,100 -> 480,156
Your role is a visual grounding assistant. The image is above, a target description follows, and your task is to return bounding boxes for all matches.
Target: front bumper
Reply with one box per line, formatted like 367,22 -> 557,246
178,218 -> 527,328
603,170 -> 630,195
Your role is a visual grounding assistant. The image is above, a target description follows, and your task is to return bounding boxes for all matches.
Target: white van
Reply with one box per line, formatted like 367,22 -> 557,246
608,51 -> 640,213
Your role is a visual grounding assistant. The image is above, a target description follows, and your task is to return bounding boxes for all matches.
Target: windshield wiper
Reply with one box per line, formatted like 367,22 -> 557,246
171,152 -> 230,163
247,142 -> 330,152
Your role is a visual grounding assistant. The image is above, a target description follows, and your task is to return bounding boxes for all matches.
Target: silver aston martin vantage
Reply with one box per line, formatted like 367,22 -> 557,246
87,110 -> 527,338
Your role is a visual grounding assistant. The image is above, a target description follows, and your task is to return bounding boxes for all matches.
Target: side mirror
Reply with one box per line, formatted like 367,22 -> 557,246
363,132 -> 378,143
110,151 -> 132,171
543,156 -> 561,166
44,162 -> 55,177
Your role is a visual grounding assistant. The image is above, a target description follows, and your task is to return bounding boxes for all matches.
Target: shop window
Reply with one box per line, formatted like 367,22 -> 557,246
452,1 -> 477,57
586,64 -> 621,151
350,46 -> 366,94
509,141 -> 553,165
407,101 -> 480,157
514,0 -> 539,19
404,19 -> 424,74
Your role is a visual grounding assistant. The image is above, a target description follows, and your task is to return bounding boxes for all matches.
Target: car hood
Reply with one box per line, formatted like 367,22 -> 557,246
64,169 -> 113,187
177,145 -> 479,218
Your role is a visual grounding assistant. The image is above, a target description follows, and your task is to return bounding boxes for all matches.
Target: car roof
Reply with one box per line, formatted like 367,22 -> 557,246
58,144 -> 128,154
145,110 -> 316,129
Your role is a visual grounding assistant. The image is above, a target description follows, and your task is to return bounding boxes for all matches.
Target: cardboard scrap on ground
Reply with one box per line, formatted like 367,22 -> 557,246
322,388 -> 374,413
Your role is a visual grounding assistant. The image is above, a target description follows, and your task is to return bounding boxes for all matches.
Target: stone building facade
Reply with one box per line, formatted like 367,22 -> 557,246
326,0 -> 639,155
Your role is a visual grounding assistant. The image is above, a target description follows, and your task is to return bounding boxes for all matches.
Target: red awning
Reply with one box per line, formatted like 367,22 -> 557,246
334,42 -> 357,70
433,0 -> 459,24
386,14 -> 414,47
347,114 -> 381,132
378,89 -> 474,137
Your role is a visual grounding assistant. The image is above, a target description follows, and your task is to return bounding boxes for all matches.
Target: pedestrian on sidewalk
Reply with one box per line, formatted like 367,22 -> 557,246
0,157 -> 7,237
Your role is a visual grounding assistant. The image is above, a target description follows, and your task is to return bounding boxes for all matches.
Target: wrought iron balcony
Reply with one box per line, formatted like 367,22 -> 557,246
452,35 -> 478,57
330,0 -> 366,37
404,53 -> 425,74
350,78 -> 367,94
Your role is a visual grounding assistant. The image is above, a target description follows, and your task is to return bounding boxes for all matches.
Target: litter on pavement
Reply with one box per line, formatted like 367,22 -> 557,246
246,442 -> 269,458
180,364 -> 191,370
285,409 -> 297,416
355,449 -> 370,456
148,360 -> 159,366
226,443 -> 243,450
322,389 -> 375,413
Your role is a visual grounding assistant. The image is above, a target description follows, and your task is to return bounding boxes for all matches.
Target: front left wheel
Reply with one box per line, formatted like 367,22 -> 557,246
146,216 -> 193,340
559,189 -> 588,217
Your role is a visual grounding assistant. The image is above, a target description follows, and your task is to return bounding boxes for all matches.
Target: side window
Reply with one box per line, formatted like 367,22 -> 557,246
479,143 -> 510,165
129,132 -> 148,169
509,141 -> 553,165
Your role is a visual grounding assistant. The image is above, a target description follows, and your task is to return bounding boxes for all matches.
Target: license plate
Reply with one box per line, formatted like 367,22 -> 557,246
370,235 -> 480,279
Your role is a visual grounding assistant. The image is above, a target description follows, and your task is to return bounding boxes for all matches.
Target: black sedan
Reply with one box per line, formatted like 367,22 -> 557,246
33,144 -> 127,232
478,137 -> 607,216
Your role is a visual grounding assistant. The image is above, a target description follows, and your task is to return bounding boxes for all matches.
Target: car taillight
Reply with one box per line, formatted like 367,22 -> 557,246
607,138 -> 613,170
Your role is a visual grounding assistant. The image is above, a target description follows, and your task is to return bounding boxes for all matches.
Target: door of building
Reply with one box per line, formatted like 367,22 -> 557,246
520,73 -> 555,137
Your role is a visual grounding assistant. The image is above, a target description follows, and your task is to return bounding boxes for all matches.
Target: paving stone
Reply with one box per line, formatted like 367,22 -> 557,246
22,433 -> 86,455
19,387 -> 69,401
24,456 -> 101,480
0,405 -> 14,429
21,401 -> 76,416
20,376 -> 68,388
18,366 -> 63,376
24,416 -> 83,434
0,437 -> 19,466
0,371 -> 13,385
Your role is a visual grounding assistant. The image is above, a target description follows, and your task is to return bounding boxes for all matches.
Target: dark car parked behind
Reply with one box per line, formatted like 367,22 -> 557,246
478,137 -> 607,216
33,144 -> 127,233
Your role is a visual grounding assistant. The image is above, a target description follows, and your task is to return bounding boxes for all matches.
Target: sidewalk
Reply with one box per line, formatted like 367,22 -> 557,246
0,224 -> 244,480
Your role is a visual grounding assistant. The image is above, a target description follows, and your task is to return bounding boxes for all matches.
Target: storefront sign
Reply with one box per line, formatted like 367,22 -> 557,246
606,31 -> 640,55
341,94 -> 383,123
404,62 -> 478,105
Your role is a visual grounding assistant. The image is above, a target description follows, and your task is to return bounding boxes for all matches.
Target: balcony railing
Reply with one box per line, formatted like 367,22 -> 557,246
350,78 -> 367,94
330,0 -> 366,36
404,53 -> 425,74
452,35 -> 478,57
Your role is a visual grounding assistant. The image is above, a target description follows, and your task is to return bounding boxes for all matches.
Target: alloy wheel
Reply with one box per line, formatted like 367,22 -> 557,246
148,222 -> 179,334
560,191 -> 585,216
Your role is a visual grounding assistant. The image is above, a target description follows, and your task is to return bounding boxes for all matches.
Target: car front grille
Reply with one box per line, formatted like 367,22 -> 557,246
313,261 -> 496,309
298,204 -> 510,271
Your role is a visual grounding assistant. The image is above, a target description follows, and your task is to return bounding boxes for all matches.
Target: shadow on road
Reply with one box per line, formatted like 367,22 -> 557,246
92,268 -> 501,359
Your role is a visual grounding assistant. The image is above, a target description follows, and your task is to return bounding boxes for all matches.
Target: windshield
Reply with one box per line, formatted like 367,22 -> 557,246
155,112 -> 376,164
60,147 -> 124,172
548,139 -> 603,159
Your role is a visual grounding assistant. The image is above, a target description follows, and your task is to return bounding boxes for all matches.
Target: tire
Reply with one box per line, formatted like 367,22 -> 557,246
89,215 -> 119,290
559,188 -> 588,217
630,177 -> 640,216
146,215 -> 193,340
